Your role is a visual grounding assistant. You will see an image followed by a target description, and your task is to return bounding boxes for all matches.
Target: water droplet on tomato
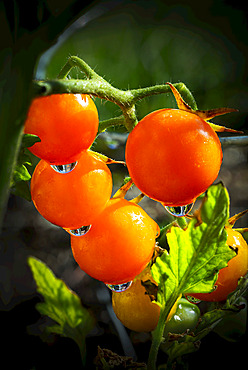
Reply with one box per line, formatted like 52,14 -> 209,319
164,203 -> 194,217
69,225 -> 92,236
185,295 -> 201,304
106,281 -> 132,292
51,161 -> 77,173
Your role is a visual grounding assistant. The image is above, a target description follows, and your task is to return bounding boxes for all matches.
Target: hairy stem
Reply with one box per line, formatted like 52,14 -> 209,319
147,293 -> 179,369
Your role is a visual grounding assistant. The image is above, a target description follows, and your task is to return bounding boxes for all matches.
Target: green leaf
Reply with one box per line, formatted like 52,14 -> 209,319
12,163 -> 31,182
10,180 -> 31,201
21,133 -> 41,149
152,183 -> 235,307
10,135 -> 39,200
196,272 -> 248,334
18,149 -> 33,167
28,256 -> 95,363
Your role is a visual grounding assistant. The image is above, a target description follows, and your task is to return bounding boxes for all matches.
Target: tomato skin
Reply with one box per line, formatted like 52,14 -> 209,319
164,298 -> 200,336
189,228 -> 248,302
112,269 -> 160,332
70,198 -> 159,284
31,151 -> 112,229
125,109 -> 222,206
24,94 -> 99,164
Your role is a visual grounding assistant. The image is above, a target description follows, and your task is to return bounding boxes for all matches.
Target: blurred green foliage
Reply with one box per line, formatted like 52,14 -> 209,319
37,0 -> 247,132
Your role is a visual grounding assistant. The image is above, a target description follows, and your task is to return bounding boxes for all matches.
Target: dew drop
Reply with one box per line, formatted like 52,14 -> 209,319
164,202 -> 194,217
69,225 -> 92,236
185,295 -> 201,304
106,281 -> 133,292
51,161 -> 78,174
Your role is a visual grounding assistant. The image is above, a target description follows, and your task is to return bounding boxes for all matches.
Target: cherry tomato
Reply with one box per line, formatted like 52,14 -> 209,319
70,198 -> 159,284
189,228 -> 248,302
24,94 -> 99,164
164,298 -> 200,336
112,269 -> 160,332
31,151 -> 112,229
125,109 -> 222,207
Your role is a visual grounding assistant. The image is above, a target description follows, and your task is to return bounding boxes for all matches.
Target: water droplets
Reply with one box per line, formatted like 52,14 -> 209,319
164,202 -> 194,217
69,225 -> 92,236
185,295 -> 201,304
51,161 -> 78,173
106,281 -> 132,292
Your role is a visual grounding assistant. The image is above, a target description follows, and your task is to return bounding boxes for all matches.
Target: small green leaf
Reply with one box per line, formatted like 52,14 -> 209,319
12,163 -> 31,183
28,256 -> 95,363
18,149 -> 33,166
21,133 -> 41,149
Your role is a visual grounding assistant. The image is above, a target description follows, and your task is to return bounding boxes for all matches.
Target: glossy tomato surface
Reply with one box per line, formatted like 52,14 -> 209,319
112,269 -> 160,332
125,109 -> 222,206
189,228 -> 248,302
164,298 -> 200,336
24,94 -> 99,164
70,198 -> 159,284
31,151 -> 112,229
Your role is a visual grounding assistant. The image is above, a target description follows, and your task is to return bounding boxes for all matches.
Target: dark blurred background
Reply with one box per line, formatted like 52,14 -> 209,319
1,0 -> 248,368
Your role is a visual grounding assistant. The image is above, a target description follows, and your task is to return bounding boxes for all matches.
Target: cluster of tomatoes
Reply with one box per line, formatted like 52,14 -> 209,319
24,92 -> 247,333
24,93 -> 159,290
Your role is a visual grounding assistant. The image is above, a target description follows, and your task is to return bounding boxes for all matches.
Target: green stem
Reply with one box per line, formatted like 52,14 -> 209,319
131,82 -> 197,110
34,56 -> 198,133
98,116 -> 126,133
157,222 -> 174,248
57,56 -> 99,80
177,217 -> 188,230
148,293 -> 179,369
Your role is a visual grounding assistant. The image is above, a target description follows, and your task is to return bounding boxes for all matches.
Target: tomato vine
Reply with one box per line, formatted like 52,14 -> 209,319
3,54 -> 248,369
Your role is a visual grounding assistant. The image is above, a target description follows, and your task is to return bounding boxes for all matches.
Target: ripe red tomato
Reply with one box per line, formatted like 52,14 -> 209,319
125,109 -> 222,207
70,198 -> 159,284
31,151 -> 112,229
24,94 -> 99,164
112,269 -> 160,332
188,228 -> 248,302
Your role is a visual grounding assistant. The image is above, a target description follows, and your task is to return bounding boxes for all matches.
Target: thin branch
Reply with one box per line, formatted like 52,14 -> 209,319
98,116 -> 126,133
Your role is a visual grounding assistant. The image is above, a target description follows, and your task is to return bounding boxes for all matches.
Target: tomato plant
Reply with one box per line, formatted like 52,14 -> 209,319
125,108 -> 222,208
70,197 -> 159,284
24,94 -> 99,164
2,47 -> 248,370
31,150 -> 113,229
188,227 -> 248,302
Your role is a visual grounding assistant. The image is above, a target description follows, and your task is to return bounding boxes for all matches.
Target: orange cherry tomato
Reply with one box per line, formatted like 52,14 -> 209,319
112,269 -> 160,332
31,151 -> 112,229
24,94 -> 99,164
125,109 -> 222,207
188,228 -> 248,302
70,198 -> 159,284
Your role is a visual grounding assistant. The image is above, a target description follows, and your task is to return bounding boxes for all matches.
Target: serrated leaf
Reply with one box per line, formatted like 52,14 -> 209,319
28,256 -> 95,361
152,183 -> 236,307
